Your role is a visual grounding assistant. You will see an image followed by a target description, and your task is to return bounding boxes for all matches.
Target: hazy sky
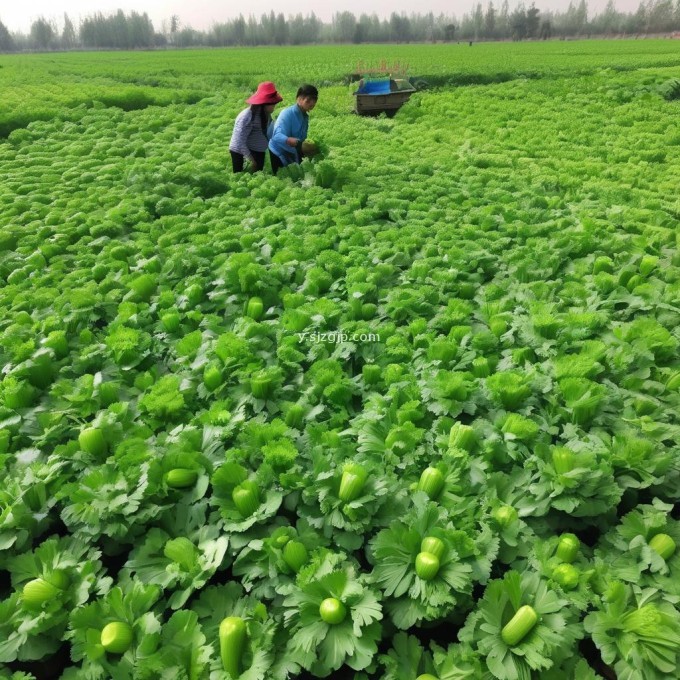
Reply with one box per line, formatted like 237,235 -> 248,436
2,0 -> 641,34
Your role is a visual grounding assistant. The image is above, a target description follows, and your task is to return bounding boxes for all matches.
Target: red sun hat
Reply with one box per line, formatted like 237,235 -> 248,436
246,82 -> 283,105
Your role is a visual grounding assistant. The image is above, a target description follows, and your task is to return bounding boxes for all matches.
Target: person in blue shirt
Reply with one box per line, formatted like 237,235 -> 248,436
269,84 -> 318,175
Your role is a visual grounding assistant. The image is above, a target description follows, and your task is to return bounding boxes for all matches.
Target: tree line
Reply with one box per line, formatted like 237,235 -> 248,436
1,0 -> 680,52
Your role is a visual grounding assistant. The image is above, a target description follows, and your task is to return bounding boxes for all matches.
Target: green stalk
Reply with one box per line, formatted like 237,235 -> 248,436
362,364 -> 382,385
493,505 -> 518,527
203,364 -> 223,391
101,621 -> 134,654
22,578 -> 58,607
551,447 -> 574,475
232,480 -> 260,517
415,552 -> 440,580
649,533 -> 676,561
165,468 -> 198,488
220,616 -> 247,678
555,533 -> 580,563
282,540 -> 309,573
319,597 -> 347,625
448,422 -> 476,451
161,311 -> 181,333
421,537 -> 445,560
246,296 -> 264,320
552,563 -> 579,591
471,356 -> 491,378
338,463 -> 367,502
250,371 -> 273,399
285,404 -> 305,429
417,467 -> 445,500
501,605 -> 538,646
78,427 -> 107,457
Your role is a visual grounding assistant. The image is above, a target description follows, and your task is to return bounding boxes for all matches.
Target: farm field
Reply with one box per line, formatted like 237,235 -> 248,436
1,40 -> 680,679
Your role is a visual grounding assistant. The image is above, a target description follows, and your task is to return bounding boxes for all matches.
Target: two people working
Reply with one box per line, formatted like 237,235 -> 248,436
229,82 -> 318,175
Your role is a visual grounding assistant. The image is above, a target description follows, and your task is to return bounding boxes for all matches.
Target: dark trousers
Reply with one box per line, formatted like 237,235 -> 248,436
231,150 -> 266,173
270,150 -> 301,175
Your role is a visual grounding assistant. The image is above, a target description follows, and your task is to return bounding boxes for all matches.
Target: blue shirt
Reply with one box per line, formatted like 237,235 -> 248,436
268,104 -> 309,166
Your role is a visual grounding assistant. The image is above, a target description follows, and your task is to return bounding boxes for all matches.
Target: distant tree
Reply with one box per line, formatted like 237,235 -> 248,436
591,0 -> 622,34
243,15 -> 258,45
648,0 -> 674,32
209,22 -> 228,46
526,3 -> 541,36
290,13 -> 307,43
355,13 -> 382,42
459,11 -> 475,39
511,5 -> 528,39
403,14 -> 413,41
129,12 -> 154,47
497,0 -> 510,35
401,14 -> 412,41
11,3 -> 676,50
626,2 -> 648,32
575,0 -> 589,33
273,13 -> 289,44
30,17 -> 54,49
561,1 -> 577,34
390,11 -> 399,39
306,13 -> 322,42
79,15 -> 94,47
0,18 -> 15,51
230,15 -> 244,44
354,14 -> 368,43
422,11 -> 437,42
259,11 -> 275,44
112,10 -> 128,48
78,10 -> 155,48
485,2 -> 497,37
62,13 -> 77,48
333,11 -> 356,42
175,27 -> 200,47
540,18 -> 552,37
604,0 -> 620,28
473,3 -> 484,38
389,13 -> 411,42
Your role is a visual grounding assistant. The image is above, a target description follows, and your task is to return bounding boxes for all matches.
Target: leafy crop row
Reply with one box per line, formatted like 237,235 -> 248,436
2,40 -> 680,135
1,44 -> 680,679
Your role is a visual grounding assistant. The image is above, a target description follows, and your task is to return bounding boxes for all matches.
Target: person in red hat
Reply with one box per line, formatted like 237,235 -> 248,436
229,82 -> 283,173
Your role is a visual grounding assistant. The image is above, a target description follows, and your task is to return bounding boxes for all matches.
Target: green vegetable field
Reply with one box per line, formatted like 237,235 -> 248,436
1,40 -> 680,679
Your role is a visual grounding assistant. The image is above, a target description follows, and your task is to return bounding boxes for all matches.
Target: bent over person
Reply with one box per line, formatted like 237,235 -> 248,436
268,84 -> 318,175
229,81 -> 283,173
